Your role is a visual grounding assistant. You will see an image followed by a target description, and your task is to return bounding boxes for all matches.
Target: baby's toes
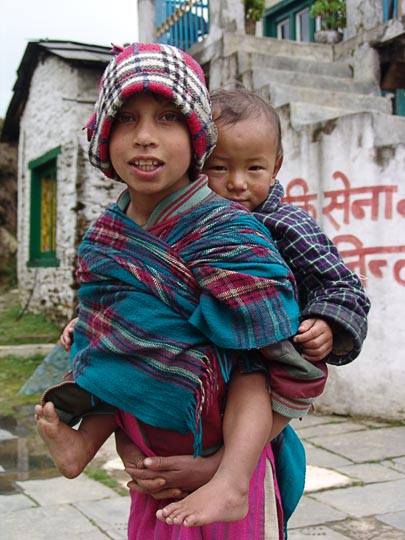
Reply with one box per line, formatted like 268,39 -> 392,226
183,513 -> 200,528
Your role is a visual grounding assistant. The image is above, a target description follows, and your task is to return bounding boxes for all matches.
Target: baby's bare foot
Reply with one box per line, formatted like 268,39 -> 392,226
35,402 -> 63,437
156,476 -> 249,527
35,402 -> 83,478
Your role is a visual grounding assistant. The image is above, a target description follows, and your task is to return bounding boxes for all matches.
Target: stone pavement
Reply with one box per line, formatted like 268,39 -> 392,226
1,412 -> 405,539
289,414 -> 405,539
0,343 -> 55,358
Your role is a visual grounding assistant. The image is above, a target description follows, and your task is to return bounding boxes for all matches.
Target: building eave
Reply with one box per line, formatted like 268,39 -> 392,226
1,39 -> 112,143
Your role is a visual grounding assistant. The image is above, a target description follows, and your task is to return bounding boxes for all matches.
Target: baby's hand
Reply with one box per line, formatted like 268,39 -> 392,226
60,317 -> 78,351
293,318 -> 333,361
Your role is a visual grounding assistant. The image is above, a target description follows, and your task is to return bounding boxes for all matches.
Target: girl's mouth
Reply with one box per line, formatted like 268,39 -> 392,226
131,159 -> 163,171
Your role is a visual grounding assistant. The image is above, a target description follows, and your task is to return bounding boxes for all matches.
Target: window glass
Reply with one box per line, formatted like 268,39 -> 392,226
40,170 -> 57,254
277,18 -> 291,39
296,8 -> 310,42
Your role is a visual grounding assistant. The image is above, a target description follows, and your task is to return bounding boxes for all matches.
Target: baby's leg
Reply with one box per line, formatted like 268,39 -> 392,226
156,370 -> 272,527
35,402 -> 116,478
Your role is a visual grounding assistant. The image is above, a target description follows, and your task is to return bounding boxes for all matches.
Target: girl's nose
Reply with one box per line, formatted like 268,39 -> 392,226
133,119 -> 157,148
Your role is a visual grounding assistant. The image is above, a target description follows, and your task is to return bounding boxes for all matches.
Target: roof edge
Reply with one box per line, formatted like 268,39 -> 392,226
1,40 -> 112,143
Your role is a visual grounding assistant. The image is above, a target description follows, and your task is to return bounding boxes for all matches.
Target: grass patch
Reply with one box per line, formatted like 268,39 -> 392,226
0,354 -> 44,417
0,289 -> 60,418
85,466 -> 128,496
0,304 -> 60,345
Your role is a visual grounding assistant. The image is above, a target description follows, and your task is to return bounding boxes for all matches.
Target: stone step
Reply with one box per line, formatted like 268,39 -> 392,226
224,32 -> 335,63
286,102 -> 349,125
236,50 -> 353,80
261,82 -> 392,115
241,67 -> 377,96
288,106 -> 405,146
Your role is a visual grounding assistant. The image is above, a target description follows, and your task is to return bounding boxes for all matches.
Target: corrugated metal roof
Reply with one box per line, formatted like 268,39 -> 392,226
37,40 -> 114,64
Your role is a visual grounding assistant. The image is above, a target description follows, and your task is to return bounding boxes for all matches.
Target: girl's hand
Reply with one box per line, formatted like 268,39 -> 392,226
116,427 -> 223,500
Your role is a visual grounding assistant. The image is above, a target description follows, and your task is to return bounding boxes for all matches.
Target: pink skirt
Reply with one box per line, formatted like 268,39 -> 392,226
118,412 -> 283,540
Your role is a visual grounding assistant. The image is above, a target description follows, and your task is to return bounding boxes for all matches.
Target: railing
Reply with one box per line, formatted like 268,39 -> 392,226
383,0 -> 399,21
155,0 -> 209,51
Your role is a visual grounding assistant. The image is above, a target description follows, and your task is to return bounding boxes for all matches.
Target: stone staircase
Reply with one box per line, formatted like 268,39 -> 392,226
218,32 -> 394,126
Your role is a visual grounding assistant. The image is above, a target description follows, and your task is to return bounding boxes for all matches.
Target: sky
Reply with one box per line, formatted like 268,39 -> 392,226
0,0 -> 139,118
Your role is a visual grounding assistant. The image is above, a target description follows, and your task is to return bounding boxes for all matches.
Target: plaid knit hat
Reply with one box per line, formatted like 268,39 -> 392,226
87,42 -> 217,180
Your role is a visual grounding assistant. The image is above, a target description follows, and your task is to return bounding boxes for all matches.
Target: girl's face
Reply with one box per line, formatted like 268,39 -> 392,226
203,116 -> 283,211
109,92 -> 192,216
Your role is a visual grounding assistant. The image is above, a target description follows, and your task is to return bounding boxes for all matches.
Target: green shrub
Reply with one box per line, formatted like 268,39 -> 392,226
244,0 -> 266,21
310,0 -> 346,31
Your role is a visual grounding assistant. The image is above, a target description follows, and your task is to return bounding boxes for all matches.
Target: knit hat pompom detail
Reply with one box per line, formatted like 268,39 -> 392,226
87,42 -> 217,180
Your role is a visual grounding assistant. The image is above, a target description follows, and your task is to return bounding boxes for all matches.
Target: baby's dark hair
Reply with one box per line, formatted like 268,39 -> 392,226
210,86 -> 283,160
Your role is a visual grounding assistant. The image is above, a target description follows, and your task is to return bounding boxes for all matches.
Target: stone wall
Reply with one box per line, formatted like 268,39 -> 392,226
0,141 -> 17,286
17,56 -> 122,327
278,105 -> 405,420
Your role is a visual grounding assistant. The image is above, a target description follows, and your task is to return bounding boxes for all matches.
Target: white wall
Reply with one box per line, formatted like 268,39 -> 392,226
18,56 -> 122,326
278,106 -> 405,420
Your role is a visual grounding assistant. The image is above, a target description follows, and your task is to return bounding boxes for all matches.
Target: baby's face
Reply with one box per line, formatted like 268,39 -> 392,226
203,116 -> 282,211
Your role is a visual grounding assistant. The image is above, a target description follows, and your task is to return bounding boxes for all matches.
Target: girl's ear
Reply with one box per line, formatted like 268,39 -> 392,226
272,154 -> 283,179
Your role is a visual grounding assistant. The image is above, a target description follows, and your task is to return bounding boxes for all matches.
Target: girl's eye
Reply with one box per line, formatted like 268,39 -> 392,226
115,112 -> 135,124
249,165 -> 264,172
161,111 -> 181,121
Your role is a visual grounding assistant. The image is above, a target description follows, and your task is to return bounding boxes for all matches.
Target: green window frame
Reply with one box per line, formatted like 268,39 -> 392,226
28,147 -> 61,267
264,0 -> 316,42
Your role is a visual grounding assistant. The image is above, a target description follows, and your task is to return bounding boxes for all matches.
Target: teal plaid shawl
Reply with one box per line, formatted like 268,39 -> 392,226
71,187 -> 299,454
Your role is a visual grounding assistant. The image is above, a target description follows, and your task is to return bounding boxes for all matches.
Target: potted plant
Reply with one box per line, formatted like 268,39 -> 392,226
244,0 -> 266,35
310,0 -> 346,44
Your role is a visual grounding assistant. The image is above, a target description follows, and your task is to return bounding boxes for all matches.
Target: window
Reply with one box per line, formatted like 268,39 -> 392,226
277,18 -> 291,39
264,0 -> 315,43
28,147 -> 61,267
